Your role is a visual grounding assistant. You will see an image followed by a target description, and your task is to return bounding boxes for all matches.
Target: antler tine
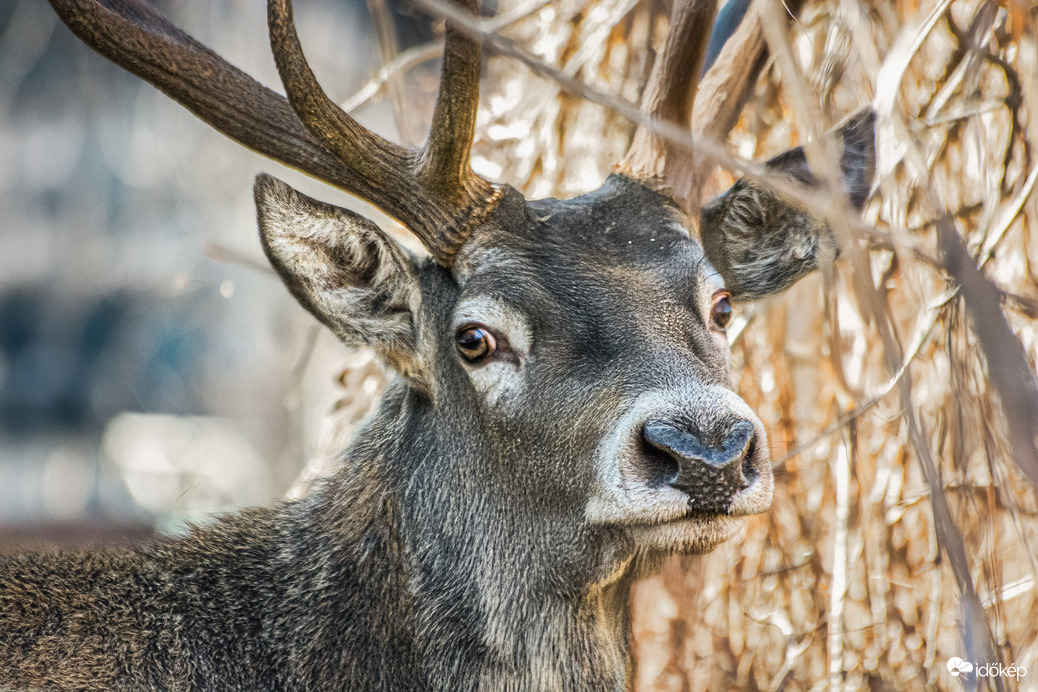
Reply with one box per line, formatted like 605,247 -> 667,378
268,0 -> 493,265
417,0 -> 493,206
267,0 -> 439,260
266,0 -> 412,183
619,0 -> 718,203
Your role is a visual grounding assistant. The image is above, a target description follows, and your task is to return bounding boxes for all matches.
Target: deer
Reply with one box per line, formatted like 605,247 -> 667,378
0,0 -> 875,689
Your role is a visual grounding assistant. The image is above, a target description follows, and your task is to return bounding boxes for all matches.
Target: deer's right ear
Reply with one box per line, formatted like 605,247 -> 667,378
699,110 -> 876,301
255,174 -> 424,379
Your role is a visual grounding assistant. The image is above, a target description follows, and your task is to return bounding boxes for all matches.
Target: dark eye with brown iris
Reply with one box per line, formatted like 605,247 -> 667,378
456,326 -> 497,362
711,292 -> 733,330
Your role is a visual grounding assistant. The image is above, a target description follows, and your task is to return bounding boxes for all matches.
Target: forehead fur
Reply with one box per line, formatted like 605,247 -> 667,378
455,175 -> 704,282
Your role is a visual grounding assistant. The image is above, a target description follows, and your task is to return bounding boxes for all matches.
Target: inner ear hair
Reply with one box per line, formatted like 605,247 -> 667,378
699,108 -> 876,301
254,174 -> 425,380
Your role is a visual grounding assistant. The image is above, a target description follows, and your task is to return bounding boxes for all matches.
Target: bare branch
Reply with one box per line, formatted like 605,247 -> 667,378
796,3 -> 1005,673
367,0 -> 423,145
619,0 -> 805,212
339,1 -> 551,116
938,219 -> 1038,489
410,0 -> 761,182
339,0 -> 549,117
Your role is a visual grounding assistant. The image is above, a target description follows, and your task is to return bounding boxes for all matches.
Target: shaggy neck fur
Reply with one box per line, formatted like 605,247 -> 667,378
305,381 -> 637,691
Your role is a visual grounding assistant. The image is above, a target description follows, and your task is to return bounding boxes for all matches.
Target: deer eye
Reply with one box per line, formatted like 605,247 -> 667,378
456,325 -> 497,362
710,292 -> 733,330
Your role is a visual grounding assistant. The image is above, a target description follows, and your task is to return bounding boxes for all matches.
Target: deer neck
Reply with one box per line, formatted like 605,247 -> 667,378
405,530 -> 636,692
459,581 -> 635,692
313,381 -> 637,691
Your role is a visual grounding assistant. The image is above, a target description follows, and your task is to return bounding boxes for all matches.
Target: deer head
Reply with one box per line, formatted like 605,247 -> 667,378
45,0 -> 874,684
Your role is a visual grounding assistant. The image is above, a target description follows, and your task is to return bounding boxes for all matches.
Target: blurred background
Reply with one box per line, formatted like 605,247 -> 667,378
0,0 -> 435,540
3,0 -> 1038,690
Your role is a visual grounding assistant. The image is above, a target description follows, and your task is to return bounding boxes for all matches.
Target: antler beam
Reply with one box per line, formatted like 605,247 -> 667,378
620,0 -> 719,193
48,0 -> 356,191
50,0 -> 496,267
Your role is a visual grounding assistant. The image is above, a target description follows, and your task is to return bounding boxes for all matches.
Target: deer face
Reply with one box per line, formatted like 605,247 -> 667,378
255,113 -> 873,589
439,176 -> 768,558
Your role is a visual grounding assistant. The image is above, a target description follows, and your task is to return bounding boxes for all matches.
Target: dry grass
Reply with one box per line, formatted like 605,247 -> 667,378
310,0 -> 1038,689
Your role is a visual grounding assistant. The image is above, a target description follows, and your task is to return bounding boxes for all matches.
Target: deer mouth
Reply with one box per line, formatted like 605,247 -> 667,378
589,458 -> 754,555
624,512 -> 746,554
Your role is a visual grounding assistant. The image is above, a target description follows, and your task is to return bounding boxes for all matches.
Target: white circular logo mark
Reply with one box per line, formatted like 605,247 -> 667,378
947,658 -> 974,678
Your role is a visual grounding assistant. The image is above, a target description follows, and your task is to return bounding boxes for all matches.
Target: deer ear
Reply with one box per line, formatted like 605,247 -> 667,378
255,174 -> 423,379
700,109 -> 876,301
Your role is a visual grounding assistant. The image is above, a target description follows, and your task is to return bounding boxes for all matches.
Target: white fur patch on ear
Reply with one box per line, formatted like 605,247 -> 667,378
254,174 -> 423,376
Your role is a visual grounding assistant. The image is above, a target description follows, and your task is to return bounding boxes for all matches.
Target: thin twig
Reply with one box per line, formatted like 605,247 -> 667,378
204,241 -> 277,275
773,287 -> 954,469
844,7 -> 1026,681
977,159 -> 1038,269
341,0 -> 552,116
341,43 -> 442,113
367,0 -> 420,144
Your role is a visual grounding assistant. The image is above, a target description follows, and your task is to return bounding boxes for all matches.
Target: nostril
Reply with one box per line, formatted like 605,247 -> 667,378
643,420 -> 726,468
638,433 -> 681,488
740,435 -> 758,489
642,419 -> 759,513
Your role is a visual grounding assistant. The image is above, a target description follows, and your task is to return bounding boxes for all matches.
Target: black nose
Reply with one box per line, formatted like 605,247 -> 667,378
642,420 -> 757,513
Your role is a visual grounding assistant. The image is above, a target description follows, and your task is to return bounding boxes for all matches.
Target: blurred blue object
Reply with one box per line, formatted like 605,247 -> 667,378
703,0 -> 751,74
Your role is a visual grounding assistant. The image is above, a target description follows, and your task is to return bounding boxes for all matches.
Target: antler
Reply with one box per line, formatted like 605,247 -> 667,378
619,0 -> 718,202
49,0 -> 495,266
621,0 -> 804,213
267,0 -> 493,262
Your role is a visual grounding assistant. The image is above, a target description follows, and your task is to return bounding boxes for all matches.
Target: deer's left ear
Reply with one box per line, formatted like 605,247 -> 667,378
700,109 -> 876,301
255,174 -> 427,382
